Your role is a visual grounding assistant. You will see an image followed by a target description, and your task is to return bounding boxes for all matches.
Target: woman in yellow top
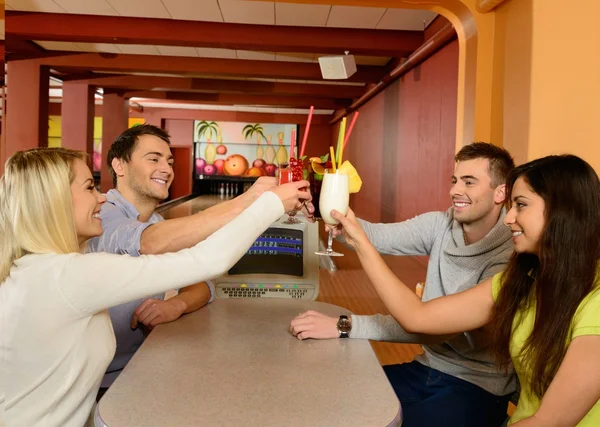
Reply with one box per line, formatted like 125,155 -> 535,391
324,154 -> 600,426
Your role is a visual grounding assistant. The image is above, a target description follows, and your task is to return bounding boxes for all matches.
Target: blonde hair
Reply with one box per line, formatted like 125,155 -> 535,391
0,148 -> 88,284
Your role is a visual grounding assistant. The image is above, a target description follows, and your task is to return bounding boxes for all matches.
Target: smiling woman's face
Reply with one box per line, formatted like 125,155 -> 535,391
70,159 -> 106,245
503,176 -> 546,254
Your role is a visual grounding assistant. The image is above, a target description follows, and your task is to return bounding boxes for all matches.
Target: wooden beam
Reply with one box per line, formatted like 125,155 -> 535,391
138,107 -> 333,125
6,11 -> 423,57
73,74 -> 365,99
5,39 -> 83,61
124,91 -> 350,109
5,39 -> 45,59
33,53 -> 385,83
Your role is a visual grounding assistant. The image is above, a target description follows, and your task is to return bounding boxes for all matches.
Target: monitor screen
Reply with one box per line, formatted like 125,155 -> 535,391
228,227 -> 303,277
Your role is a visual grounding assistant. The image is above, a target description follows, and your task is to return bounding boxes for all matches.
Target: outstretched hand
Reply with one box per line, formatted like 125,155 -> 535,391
245,176 -> 278,199
271,180 -> 312,213
328,208 -> 369,251
289,310 -> 340,340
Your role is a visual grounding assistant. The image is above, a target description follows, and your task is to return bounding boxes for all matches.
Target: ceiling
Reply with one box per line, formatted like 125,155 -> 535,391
3,0 -> 444,116
5,0 -> 436,30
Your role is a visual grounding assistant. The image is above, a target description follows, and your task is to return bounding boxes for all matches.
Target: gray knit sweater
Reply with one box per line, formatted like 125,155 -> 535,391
350,208 -> 516,396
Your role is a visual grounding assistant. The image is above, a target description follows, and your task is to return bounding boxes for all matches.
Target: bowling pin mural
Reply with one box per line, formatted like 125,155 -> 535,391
196,121 -> 219,164
265,135 -> 276,165
275,131 -> 288,166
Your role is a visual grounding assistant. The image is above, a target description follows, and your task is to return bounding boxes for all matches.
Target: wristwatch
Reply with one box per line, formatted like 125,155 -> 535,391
337,315 -> 352,338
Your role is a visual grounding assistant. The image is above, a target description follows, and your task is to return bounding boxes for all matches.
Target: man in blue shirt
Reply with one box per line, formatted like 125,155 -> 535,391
89,124 -> 307,397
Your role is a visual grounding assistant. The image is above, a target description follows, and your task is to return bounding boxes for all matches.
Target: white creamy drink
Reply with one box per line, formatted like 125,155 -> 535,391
319,171 -> 349,225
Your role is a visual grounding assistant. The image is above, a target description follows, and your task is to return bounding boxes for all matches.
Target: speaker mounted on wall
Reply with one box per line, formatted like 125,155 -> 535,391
318,54 -> 357,80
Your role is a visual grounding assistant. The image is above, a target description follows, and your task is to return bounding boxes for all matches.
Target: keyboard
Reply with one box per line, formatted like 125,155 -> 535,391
215,283 -> 317,300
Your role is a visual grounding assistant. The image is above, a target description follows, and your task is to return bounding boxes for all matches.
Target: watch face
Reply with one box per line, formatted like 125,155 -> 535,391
338,317 -> 352,333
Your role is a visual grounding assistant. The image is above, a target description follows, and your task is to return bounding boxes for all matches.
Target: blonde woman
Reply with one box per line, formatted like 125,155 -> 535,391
0,148 -> 310,427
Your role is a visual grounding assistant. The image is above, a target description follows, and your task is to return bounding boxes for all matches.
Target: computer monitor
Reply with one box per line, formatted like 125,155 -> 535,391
213,213 -> 319,300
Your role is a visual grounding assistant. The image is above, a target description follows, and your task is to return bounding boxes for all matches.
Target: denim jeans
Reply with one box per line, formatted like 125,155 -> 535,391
384,361 -> 510,427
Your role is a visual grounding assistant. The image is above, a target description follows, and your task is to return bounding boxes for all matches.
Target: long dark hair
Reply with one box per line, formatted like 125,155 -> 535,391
490,155 -> 600,399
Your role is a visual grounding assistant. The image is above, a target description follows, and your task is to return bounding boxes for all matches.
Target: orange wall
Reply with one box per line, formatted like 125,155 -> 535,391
345,40 -> 459,223
493,0 -> 600,172
526,0 -> 599,171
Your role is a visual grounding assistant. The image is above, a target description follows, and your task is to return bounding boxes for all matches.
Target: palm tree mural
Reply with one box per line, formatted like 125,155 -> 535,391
196,120 -> 219,141
243,123 -> 266,160
196,121 -> 220,164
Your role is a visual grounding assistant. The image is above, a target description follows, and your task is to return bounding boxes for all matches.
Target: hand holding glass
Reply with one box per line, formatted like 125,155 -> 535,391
315,170 -> 349,257
278,167 -> 304,224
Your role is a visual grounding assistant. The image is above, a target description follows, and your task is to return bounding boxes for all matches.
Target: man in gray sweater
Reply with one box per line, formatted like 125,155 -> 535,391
290,142 -> 516,427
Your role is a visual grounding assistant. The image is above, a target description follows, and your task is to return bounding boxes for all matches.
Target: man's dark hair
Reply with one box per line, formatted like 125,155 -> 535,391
107,124 -> 171,186
454,142 -> 515,187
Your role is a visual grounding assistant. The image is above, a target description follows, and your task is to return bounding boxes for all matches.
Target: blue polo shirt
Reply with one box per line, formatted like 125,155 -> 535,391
88,189 -> 214,388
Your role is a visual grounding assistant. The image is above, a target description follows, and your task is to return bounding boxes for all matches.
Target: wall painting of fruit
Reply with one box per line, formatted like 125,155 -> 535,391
213,159 -> 225,175
195,158 -> 207,175
253,159 -> 266,169
194,121 -> 297,177
264,164 -> 277,177
245,167 -> 267,177
223,154 -> 249,176
203,164 -> 217,176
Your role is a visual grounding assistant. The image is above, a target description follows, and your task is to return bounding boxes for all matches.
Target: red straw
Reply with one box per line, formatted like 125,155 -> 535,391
342,111 -> 359,152
290,128 -> 296,160
299,106 -> 314,158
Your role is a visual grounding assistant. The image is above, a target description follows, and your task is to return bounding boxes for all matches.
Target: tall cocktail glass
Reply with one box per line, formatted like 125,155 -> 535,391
315,170 -> 349,257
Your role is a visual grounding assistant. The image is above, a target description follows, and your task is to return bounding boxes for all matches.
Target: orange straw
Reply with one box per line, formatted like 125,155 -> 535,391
342,111 -> 359,152
329,146 -> 337,173
299,106 -> 314,158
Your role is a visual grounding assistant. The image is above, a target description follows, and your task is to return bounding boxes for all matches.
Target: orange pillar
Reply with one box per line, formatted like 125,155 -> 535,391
61,81 -> 96,165
101,92 -> 128,192
2,61 -> 49,174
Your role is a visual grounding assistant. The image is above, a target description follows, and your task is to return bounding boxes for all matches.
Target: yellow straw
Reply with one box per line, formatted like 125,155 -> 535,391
329,146 -> 337,173
337,118 -> 347,169
335,117 -> 346,166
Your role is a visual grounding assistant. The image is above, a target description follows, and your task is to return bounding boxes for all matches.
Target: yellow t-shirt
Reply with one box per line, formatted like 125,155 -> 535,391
492,272 -> 600,425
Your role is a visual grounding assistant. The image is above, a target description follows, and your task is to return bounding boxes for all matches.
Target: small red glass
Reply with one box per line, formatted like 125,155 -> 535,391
278,158 -> 306,224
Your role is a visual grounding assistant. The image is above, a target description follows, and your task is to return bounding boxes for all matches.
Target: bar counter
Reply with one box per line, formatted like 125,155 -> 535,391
95,299 -> 401,426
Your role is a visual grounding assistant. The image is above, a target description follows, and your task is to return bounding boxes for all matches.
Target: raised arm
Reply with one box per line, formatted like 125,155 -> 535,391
357,212 -> 447,256
331,208 -> 494,335
60,186 -> 307,315
331,211 -> 447,256
140,177 -> 277,254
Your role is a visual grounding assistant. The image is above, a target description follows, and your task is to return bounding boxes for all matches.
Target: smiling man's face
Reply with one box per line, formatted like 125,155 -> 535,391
450,158 -> 500,226
120,134 -> 174,203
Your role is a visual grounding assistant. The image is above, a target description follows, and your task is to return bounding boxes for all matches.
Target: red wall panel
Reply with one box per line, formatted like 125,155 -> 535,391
347,40 -> 459,224
170,146 -> 192,199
